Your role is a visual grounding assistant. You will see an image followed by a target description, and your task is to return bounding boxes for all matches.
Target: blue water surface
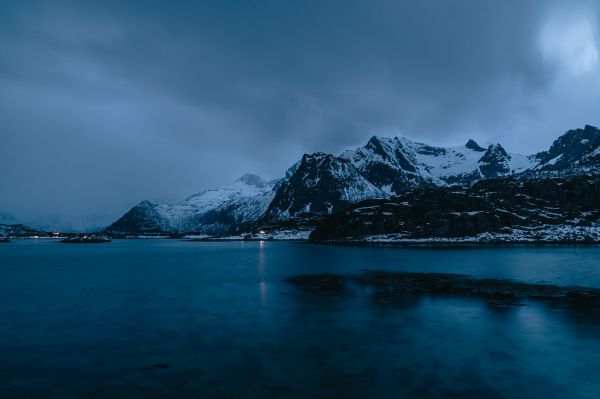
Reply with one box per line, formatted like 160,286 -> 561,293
0,239 -> 599,398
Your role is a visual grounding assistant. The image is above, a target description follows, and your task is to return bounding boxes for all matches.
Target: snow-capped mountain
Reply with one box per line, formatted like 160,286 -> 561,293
107,125 -> 600,234
523,125 -> 600,176
262,136 -> 536,223
262,153 -> 385,221
107,174 -> 279,234
341,136 -> 534,190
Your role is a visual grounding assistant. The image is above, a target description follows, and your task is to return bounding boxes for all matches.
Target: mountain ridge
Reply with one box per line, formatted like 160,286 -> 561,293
107,173 -> 279,234
107,125 -> 600,235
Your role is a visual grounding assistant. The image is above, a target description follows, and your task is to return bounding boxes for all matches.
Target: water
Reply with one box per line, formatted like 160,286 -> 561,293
1,239 -> 599,398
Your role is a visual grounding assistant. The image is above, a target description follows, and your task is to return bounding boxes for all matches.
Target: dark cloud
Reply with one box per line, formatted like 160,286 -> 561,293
0,0 -> 599,225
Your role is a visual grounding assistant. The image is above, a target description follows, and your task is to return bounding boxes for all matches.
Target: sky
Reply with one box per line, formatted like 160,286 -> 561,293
1,0 -> 599,228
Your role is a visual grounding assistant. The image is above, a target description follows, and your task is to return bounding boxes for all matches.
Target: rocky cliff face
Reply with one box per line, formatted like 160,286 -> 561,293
262,153 -> 385,221
478,144 -> 512,179
535,125 -> 600,170
521,125 -> 600,178
309,176 -> 600,242
340,136 -> 438,194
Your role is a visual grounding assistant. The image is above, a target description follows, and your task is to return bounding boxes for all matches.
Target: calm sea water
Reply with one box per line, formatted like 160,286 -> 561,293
1,239 -> 599,398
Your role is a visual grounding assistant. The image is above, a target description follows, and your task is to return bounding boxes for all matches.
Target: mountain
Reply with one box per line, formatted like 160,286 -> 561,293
0,224 -> 44,237
26,214 -> 111,233
521,125 -> 600,177
261,136 -> 535,223
309,176 -> 600,243
107,174 -> 278,234
262,153 -> 385,221
342,136 -> 534,189
107,125 -> 600,235
0,211 -> 113,233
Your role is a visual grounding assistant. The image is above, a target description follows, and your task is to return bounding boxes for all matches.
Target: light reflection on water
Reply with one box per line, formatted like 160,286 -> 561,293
258,240 -> 267,304
0,239 -> 599,398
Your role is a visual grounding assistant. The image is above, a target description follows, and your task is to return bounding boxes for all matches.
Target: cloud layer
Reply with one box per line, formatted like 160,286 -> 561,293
1,0 -> 599,224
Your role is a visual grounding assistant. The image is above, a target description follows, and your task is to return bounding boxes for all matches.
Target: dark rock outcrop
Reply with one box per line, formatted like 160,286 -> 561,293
535,125 -> 600,169
286,270 -> 600,308
465,139 -> 486,152
310,176 -> 600,242
519,125 -> 600,179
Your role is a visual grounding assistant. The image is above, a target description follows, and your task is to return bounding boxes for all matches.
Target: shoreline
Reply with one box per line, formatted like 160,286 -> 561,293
307,239 -> 600,248
5,236 -> 600,248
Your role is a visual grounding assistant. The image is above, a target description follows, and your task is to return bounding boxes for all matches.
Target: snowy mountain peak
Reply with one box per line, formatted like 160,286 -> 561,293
526,124 -> 600,173
546,126 -> 598,160
301,152 -> 329,163
465,139 -> 485,152
482,143 -> 510,160
478,143 -> 512,179
365,136 -> 401,161
235,173 -> 268,188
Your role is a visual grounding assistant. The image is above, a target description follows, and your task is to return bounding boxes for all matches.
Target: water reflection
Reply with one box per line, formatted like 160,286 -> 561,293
258,240 -> 267,303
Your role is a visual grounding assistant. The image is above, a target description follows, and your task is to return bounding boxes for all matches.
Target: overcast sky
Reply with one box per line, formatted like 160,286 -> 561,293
1,0 -> 599,225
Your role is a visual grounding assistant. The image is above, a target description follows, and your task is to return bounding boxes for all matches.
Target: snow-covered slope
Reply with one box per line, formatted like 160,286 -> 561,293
341,136 -> 535,193
107,174 -> 278,234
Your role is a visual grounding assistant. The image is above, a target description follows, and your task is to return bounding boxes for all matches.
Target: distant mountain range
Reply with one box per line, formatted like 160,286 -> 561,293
0,212 -> 111,234
106,125 -> 600,235
0,224 -> 44,237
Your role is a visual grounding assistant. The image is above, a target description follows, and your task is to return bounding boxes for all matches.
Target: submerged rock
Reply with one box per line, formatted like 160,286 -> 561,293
286,271 -> 600,308
138,363 -> 171,372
